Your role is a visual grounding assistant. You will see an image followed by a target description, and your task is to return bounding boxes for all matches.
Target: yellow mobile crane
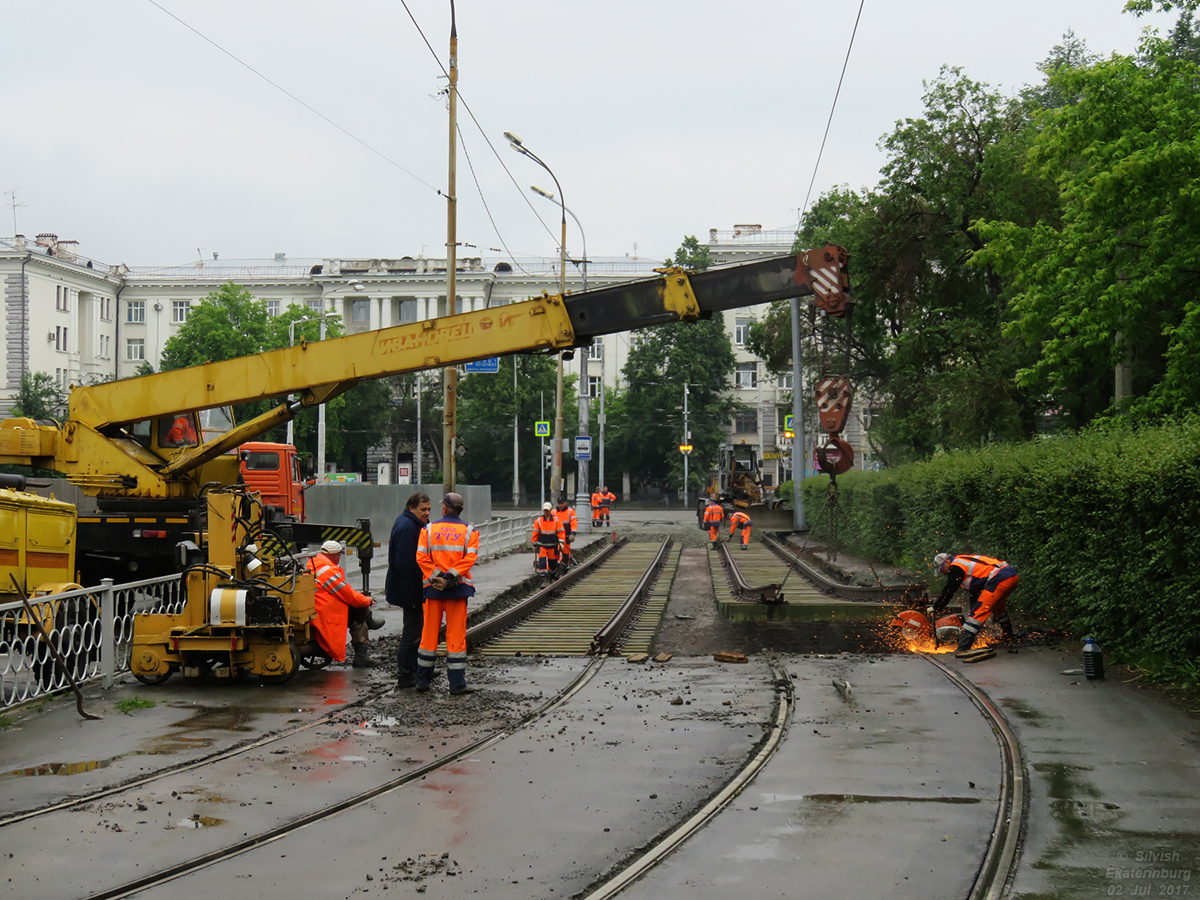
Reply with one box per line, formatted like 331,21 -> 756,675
1,248 -> 850,682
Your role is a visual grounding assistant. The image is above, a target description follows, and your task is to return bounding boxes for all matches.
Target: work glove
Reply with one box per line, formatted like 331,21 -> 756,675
430,576 -> 448,592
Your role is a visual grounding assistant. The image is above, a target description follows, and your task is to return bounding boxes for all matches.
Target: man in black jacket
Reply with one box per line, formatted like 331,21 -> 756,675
385,491 -> 432,688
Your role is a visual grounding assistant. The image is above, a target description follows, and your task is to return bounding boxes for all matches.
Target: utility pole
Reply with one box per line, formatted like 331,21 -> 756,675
512,357 -> 520,507
791,296 -> 807,530
682,384 -> 690,507
442,2 -> 459,496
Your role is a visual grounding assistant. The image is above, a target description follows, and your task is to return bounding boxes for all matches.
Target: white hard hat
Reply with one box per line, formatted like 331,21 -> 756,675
542,502 -> 553,512
933,552 -> 951,572
321,539 -> 344,555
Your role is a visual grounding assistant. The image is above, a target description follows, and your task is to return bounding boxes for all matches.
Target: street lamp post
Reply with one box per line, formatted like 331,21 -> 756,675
530,183 -> 590,530
506,131 -> 567,498
311,281 -> 362,481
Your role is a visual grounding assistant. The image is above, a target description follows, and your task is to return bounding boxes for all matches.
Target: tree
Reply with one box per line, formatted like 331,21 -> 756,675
608,236 -> 736,496
749,69 -> 1055,463
157,283 -> 392,473
976,37 -> 1200,424
456,354 -> 573,497
11,372 -> 64,420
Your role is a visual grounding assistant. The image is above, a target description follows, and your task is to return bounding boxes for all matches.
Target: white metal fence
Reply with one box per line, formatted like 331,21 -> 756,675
0,516 -> 532,712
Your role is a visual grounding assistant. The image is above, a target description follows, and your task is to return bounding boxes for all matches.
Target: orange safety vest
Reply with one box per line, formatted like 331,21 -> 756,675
590,491 -> 604,511
417,518 -> 479,598
306,552 -> 372,661
600,491 -> 616,509
532,514 -> 565,554
729,511 -> 751,528
703,503 -> 724,525
554,505 -> 577,537
949,554 -> 1012,592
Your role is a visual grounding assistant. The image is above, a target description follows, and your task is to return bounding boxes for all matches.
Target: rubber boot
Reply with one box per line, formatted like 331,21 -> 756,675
367,613 -> 386,630
954,628 -> 977,657
352,643 -> 380,668
996,613 -> 1017,652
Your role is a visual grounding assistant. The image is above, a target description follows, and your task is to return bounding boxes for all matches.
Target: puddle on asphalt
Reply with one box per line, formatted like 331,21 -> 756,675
805,793 -> 982,804
999,696 -> 1049,725
170,815 -> 225,829
2,758 -> 116,777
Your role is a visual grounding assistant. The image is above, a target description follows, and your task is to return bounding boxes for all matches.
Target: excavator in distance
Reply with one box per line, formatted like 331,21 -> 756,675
0,248 -> 852,683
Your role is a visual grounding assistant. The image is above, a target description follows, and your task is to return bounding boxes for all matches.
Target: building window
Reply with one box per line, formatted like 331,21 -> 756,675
99,335 -> 111,359
172,300 -> 191,324
306,299 -> 324,314
351,298 -> 370,322
127,300 -> 145,324
54,326 -> 69,351
735,316 -> 752,347
263,299 -> 281,317
587,376 -> 601,399
735,362 -> 758,389
56,285 -> 69,311
733,410 -> 758,434
100,296 -> 112,321
777,370 -> 794,390
398,299 -> 418,323
588,337 -> 603,361
127,338 -> 145,361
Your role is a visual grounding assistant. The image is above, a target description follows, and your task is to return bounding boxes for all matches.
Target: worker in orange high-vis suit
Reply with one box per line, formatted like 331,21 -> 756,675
702,498 -> 725,548
590,488 -> 604,528
553,494 -> 578,569
532,502 -> 566,577
931,552 -> 1018,656
307,540 -> 382,667
728,510 -> 752,549
415,493 -> 479,694
599,486 -> 616,527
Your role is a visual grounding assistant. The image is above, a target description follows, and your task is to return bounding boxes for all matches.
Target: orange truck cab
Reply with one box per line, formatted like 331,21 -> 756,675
239,442 -> 308,522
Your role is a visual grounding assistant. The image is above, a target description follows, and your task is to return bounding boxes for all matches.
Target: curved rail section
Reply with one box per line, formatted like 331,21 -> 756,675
761,532 -> 925,602
466,538 -> 625,648
473,540 -> 672,657
715,540 -> 783,603
590,539 -> 672,655
924,653 -> 1027,900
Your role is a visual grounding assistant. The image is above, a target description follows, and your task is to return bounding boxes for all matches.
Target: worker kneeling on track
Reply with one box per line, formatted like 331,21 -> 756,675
703,498 -> 725,548
728,510 -> 752,549
415,492 -> 479,695
532,502 -> 566,578
307,539 -> 384,668
931,552 -> 1019,656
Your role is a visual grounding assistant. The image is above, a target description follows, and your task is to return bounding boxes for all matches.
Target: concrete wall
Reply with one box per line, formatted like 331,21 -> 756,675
304,483 -> 493,534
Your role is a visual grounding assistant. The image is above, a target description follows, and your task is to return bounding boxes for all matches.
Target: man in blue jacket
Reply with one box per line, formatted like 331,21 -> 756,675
384,491 -> 432,689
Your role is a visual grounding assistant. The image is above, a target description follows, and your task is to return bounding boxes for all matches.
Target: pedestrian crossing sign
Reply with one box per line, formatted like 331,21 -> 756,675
534,421 -> 550,437
784,414 -> 794,431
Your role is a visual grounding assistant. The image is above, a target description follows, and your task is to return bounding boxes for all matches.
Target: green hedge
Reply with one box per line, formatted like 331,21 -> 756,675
800,420 -> 1200,668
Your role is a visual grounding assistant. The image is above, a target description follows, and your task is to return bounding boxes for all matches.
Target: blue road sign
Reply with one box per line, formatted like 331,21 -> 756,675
535,421 -> 551,437
574,436 -> 592,460
784,414 -> 795,431
464,357 -> 500,373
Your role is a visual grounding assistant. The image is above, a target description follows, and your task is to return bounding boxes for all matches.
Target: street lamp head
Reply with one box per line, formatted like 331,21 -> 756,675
349,281 -> 365,292
530,184 -> 556,201
504,130 -> 523,148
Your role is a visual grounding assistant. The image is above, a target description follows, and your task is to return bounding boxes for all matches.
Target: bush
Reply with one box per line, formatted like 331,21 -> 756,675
798,419 -> 1200,668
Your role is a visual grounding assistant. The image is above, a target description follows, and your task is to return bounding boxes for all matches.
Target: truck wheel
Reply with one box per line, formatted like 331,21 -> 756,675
133,669 -> 173,686
261,642 -> 301,684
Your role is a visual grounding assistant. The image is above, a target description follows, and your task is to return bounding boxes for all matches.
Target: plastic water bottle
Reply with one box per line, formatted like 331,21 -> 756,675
1083,637 -> 1104,681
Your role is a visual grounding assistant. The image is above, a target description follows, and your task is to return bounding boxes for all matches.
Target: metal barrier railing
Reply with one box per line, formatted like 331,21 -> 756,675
0,574 -> 184,711
0,516 -> 533,711
475,515 -> 536,559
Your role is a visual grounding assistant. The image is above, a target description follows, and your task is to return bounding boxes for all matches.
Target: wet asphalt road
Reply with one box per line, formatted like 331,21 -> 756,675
1,512 -> 1198,899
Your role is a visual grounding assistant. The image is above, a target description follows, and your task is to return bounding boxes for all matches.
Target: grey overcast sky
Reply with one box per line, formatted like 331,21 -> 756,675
1,1 -> 1177,267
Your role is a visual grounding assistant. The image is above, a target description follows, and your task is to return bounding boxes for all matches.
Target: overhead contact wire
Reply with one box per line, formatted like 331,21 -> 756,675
799,0 -> 866,222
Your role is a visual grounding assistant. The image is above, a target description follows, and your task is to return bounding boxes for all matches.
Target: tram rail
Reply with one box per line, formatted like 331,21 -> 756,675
472,539 -> 675,657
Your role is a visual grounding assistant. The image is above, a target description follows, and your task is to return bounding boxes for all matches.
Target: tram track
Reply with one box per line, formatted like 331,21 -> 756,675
6,528 -> 1026,900
1,538 -> 675,832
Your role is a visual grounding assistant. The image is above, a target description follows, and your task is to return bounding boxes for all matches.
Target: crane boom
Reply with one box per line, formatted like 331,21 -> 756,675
0,248 -> 850,499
